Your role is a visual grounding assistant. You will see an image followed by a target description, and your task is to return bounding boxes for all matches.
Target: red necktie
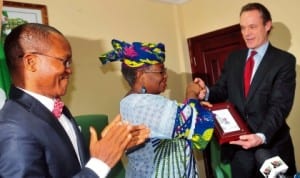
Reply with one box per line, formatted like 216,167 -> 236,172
244,51 -> 257,97
52,98 -> 64,119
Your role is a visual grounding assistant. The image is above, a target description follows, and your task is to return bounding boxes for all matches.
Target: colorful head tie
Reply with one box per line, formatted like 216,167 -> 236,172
99,39 -> 165,68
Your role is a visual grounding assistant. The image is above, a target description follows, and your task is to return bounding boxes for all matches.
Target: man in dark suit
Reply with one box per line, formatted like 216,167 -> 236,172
199,2 -> 297,178
0,23 -> 149,178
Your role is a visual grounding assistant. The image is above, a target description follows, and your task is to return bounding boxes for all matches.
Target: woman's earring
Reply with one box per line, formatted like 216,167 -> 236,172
140,86 -> 147,94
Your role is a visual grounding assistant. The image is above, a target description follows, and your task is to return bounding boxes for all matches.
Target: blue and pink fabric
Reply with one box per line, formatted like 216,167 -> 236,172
121,94 -> 214,178
99,39 -> 165,68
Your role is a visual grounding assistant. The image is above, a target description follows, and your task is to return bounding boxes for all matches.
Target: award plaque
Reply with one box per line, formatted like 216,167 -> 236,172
208,102 -> 251,144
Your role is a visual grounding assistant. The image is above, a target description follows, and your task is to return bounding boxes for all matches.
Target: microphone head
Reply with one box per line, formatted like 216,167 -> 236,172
259,156 -> 288,177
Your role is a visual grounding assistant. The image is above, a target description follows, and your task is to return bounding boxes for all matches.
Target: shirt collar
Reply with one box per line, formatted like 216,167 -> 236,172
248,41 -> 269,58
18,87 -> 55,111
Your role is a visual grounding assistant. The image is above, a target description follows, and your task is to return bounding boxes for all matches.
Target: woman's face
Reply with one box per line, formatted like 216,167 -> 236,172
142,63 -> 167,94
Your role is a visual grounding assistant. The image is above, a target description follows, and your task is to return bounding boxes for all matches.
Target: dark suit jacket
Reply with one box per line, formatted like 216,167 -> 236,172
0,87 -> 98,178
208,44 -> 296,173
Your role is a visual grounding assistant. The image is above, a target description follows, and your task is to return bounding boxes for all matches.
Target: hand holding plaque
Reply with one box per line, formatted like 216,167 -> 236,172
207,102 -> 251,144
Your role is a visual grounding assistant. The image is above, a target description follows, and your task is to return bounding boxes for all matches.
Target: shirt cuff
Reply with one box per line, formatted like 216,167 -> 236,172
85,157 -> 111,178
204,86 -> 209,101
256,133 -> 266,144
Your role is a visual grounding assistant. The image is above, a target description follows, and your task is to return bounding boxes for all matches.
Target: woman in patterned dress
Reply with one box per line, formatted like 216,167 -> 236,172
99,39 -> 214,178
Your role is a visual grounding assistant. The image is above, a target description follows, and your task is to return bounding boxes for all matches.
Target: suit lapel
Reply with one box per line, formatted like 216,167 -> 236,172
236,50 -> 248,100
9,87 -> 82,165
63,107 -> 89,165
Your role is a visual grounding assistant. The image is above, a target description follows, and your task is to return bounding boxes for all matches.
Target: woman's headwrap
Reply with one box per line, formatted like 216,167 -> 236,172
99,39 -> 165,68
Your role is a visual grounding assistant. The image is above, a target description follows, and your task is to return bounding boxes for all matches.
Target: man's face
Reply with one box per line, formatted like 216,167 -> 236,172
33,33 -> 72,98
240,9 -> 272,49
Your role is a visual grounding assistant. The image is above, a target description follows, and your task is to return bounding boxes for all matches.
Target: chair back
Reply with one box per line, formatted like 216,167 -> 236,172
210,137 -> 232,178
75,114 -> 125,178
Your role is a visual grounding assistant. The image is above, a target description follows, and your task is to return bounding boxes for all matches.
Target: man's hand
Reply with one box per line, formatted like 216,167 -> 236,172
89,114 -> 132,168
193,78 -> 207,100
102,114 -> 150,150
200,101 -> 213,108
89,114 -> 150,168
229,134 -> 264,149
126,125 -> 150,149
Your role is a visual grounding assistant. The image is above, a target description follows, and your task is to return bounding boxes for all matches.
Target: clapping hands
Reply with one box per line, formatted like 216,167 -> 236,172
89,114 -> 149,168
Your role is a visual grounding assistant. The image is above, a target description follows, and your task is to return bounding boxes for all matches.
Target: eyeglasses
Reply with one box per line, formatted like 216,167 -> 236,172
21,52 -> 72,68
144,68 -> 167,75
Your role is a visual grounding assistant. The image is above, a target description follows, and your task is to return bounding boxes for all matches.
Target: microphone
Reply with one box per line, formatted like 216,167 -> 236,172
259,155 -> 288,178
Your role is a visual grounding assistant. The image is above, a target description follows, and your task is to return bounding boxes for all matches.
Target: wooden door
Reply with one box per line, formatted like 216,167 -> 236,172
187,24 -> 246,178
187,24 -> 246,86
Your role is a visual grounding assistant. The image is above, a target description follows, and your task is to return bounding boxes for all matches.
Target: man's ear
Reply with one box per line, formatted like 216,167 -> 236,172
265,20 -> 272,33
23,54 -> 37,72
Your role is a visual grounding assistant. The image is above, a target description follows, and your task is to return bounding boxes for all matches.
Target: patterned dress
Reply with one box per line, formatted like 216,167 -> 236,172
120,94 -> 214,178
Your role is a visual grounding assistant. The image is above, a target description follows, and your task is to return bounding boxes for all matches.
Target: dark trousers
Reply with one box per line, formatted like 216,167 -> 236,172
231,149 -> 261,178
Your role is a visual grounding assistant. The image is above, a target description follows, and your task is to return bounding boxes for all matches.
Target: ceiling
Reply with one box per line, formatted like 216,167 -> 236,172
151,0 -> 190,4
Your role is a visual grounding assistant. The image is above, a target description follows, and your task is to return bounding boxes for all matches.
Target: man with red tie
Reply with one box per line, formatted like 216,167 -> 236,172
199,2 -> 297,177
0,23 -> 149,178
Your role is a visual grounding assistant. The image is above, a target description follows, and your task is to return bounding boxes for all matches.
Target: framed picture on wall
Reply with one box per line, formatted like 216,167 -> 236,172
1,1 -> 48,39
